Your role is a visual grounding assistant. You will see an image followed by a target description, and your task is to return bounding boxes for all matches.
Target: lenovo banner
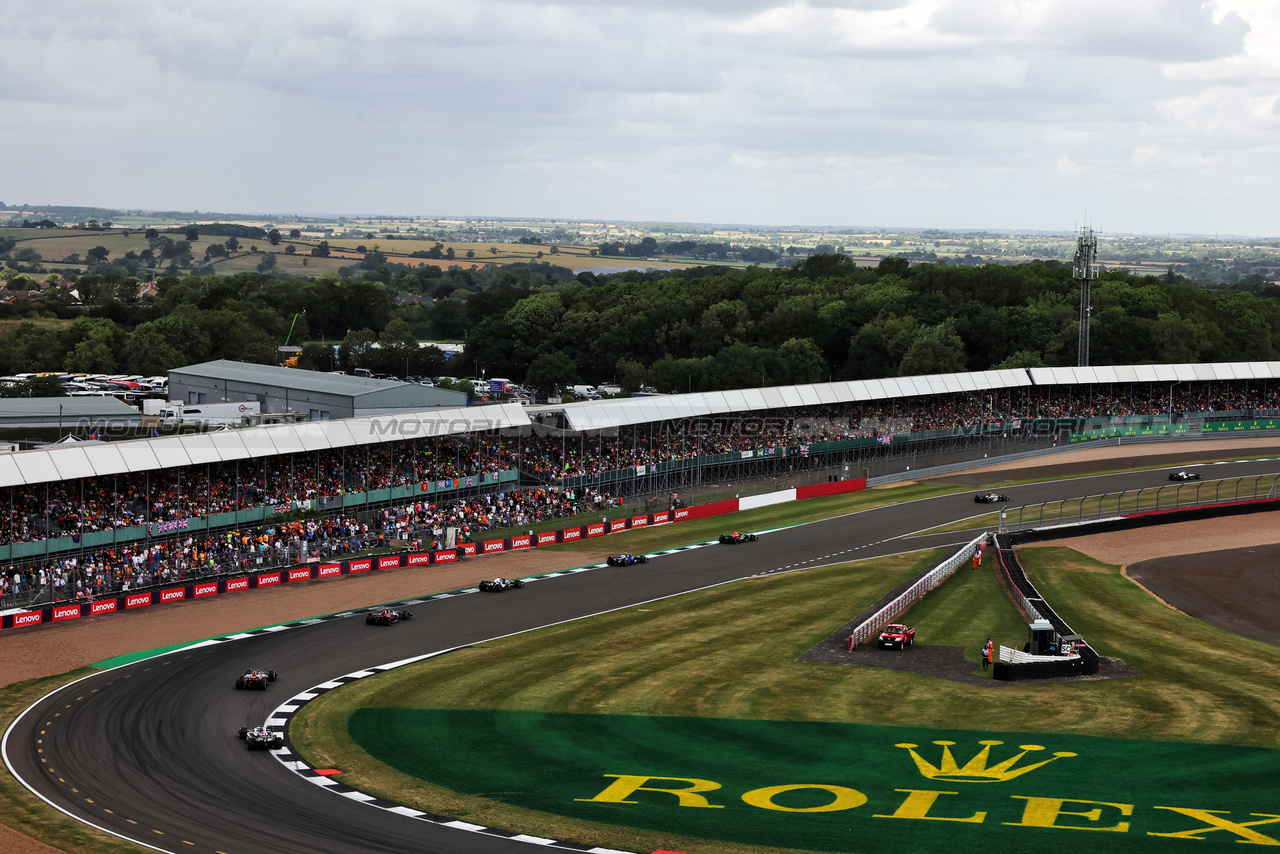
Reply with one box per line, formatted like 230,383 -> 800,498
288,567 -> 312,582
652,511 -> 670,524
348,559 -> 372,573
561,527 -> 583,542
673,507 -> 690,521
482,539 -> 506,554
609,519 -> 627,533
12,610 -> 43,627
460,543 -> 477,556
226,578 -> 250,592
796,478 -> 867,500
194,582 -> 219,598
318,563 -> 342,578
125,593 -> 152,609
52,604 -> 82,622
90,599 -> 118,615
631,515 -> 650,528
433,550 -> 457,563
509,534 -> 532,550
586,522 -> 607,538
407,552 -> 431,566
377,555 -> 402,570
257,572 -> 282,587
682,498 -> 740,520
536,531 -> 558,546
160,587 -> 186,603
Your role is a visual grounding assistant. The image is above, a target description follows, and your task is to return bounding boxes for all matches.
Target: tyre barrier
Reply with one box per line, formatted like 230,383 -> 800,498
992,532 -> 1100,681
1,477 -> 871,632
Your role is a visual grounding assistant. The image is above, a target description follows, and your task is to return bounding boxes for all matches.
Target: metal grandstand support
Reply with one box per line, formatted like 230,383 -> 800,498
1074,226 -> 1099,367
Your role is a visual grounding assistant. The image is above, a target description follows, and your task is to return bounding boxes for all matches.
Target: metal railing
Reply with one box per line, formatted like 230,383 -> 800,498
1001,473 -> 1280,533
847,532 -> 988,649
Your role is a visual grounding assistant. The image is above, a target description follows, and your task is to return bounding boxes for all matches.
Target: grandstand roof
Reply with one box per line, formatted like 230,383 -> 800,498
533,362 -> 1280,432
533,369 -> 1035,432
0,403 -> 529,489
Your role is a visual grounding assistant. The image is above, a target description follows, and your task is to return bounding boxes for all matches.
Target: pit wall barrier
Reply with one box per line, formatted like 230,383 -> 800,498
846,532 -> 987,650
991,532 -> 1098,680
1,477 -> 867,631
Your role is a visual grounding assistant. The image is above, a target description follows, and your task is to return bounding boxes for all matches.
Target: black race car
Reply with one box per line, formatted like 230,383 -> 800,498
973,493 -> 1010,503
234,667 -> 278,690
365,608 -> 413,626
479,577 -> 524,592
606,553 -> 649,566
1168,470 -> 1202,481
238,725 -> 283,751
718,532 -> 758,544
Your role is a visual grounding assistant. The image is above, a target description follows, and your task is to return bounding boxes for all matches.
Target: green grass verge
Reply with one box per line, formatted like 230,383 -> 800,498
0,670 -> 150,854
291,546 -> 1280,853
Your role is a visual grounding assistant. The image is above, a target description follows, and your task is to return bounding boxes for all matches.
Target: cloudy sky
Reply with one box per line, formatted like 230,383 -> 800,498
3,0 -> 1278,235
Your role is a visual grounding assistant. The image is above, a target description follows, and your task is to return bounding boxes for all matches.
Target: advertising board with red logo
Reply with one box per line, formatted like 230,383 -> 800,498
160,587 -> 186,603
586,522 -> 607,538
126,593 -> 152,609
407,552 -> 431,566
318,563 -> 342,578
483,539 -> 506,554
378,555 -> 402,570
537,531 -> 558,546
609,519 -> 627,533
509,534 -> 532,550
194,582 -> 219,598
12,610 -> 43,627
674,507 -> 691,521
52,604 -> 81,622
257,572 -> 282,587
562,527 -> 583,542
631,515 -> 649,528
460,543 -> 477,556
288,567 -> 312,582
433,550 -> 457,563
227,577 -> 250,591
348,559 -> 372,573
652,511 -> 670,524
90,599 -> 118,615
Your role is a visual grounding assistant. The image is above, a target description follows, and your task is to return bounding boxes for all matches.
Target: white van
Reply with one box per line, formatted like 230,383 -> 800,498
570,384 -> 598,399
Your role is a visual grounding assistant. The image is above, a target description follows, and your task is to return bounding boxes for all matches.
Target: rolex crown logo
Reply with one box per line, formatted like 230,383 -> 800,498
896,740 -> 1076,783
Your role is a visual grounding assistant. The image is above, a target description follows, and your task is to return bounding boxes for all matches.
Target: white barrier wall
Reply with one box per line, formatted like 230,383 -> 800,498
738,488 -> 797,511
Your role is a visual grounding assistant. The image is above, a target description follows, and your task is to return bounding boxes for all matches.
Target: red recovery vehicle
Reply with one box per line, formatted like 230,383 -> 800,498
878,623 -> 916,650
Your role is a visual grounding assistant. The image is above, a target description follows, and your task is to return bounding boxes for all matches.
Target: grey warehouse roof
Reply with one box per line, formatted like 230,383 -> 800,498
0,403 -> 529,489
0,398 -> 143,419
169,360 -> 467,402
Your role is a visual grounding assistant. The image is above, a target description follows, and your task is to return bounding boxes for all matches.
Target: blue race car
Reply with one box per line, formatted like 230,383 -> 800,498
606,553 -> 650,566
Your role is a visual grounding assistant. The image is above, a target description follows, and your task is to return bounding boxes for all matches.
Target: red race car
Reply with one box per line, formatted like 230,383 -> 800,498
234,668 -> 278,690
878,623 -> 916,650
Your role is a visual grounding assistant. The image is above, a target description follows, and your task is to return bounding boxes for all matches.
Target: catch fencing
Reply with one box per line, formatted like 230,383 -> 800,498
1001,473 -> 1280,533
846,532 -> 988,649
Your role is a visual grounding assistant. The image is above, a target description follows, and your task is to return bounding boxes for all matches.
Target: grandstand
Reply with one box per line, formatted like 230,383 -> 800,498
3,362 -> 1280,609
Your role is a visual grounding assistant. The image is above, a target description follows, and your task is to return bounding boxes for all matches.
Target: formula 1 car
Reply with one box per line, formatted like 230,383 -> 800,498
1168,470 -> 1202,481
478,577 -> 525,592
606,553 -> 649,566
878,623 -> 916,650
238,725 -> 283,750
718,532 -> 758,544
234,668 -> 278,690
365,608 -> 413,625
973,493 -> 1010,503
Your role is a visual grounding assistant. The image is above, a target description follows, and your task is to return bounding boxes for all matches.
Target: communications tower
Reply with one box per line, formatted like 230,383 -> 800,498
1073,226 -> 1099,367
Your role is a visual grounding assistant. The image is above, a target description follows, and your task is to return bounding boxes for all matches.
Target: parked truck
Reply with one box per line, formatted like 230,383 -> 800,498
158,401 -> 261,427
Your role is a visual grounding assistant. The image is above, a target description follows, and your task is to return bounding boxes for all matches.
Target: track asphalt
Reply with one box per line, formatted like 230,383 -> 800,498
6,458 -> 1279,854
